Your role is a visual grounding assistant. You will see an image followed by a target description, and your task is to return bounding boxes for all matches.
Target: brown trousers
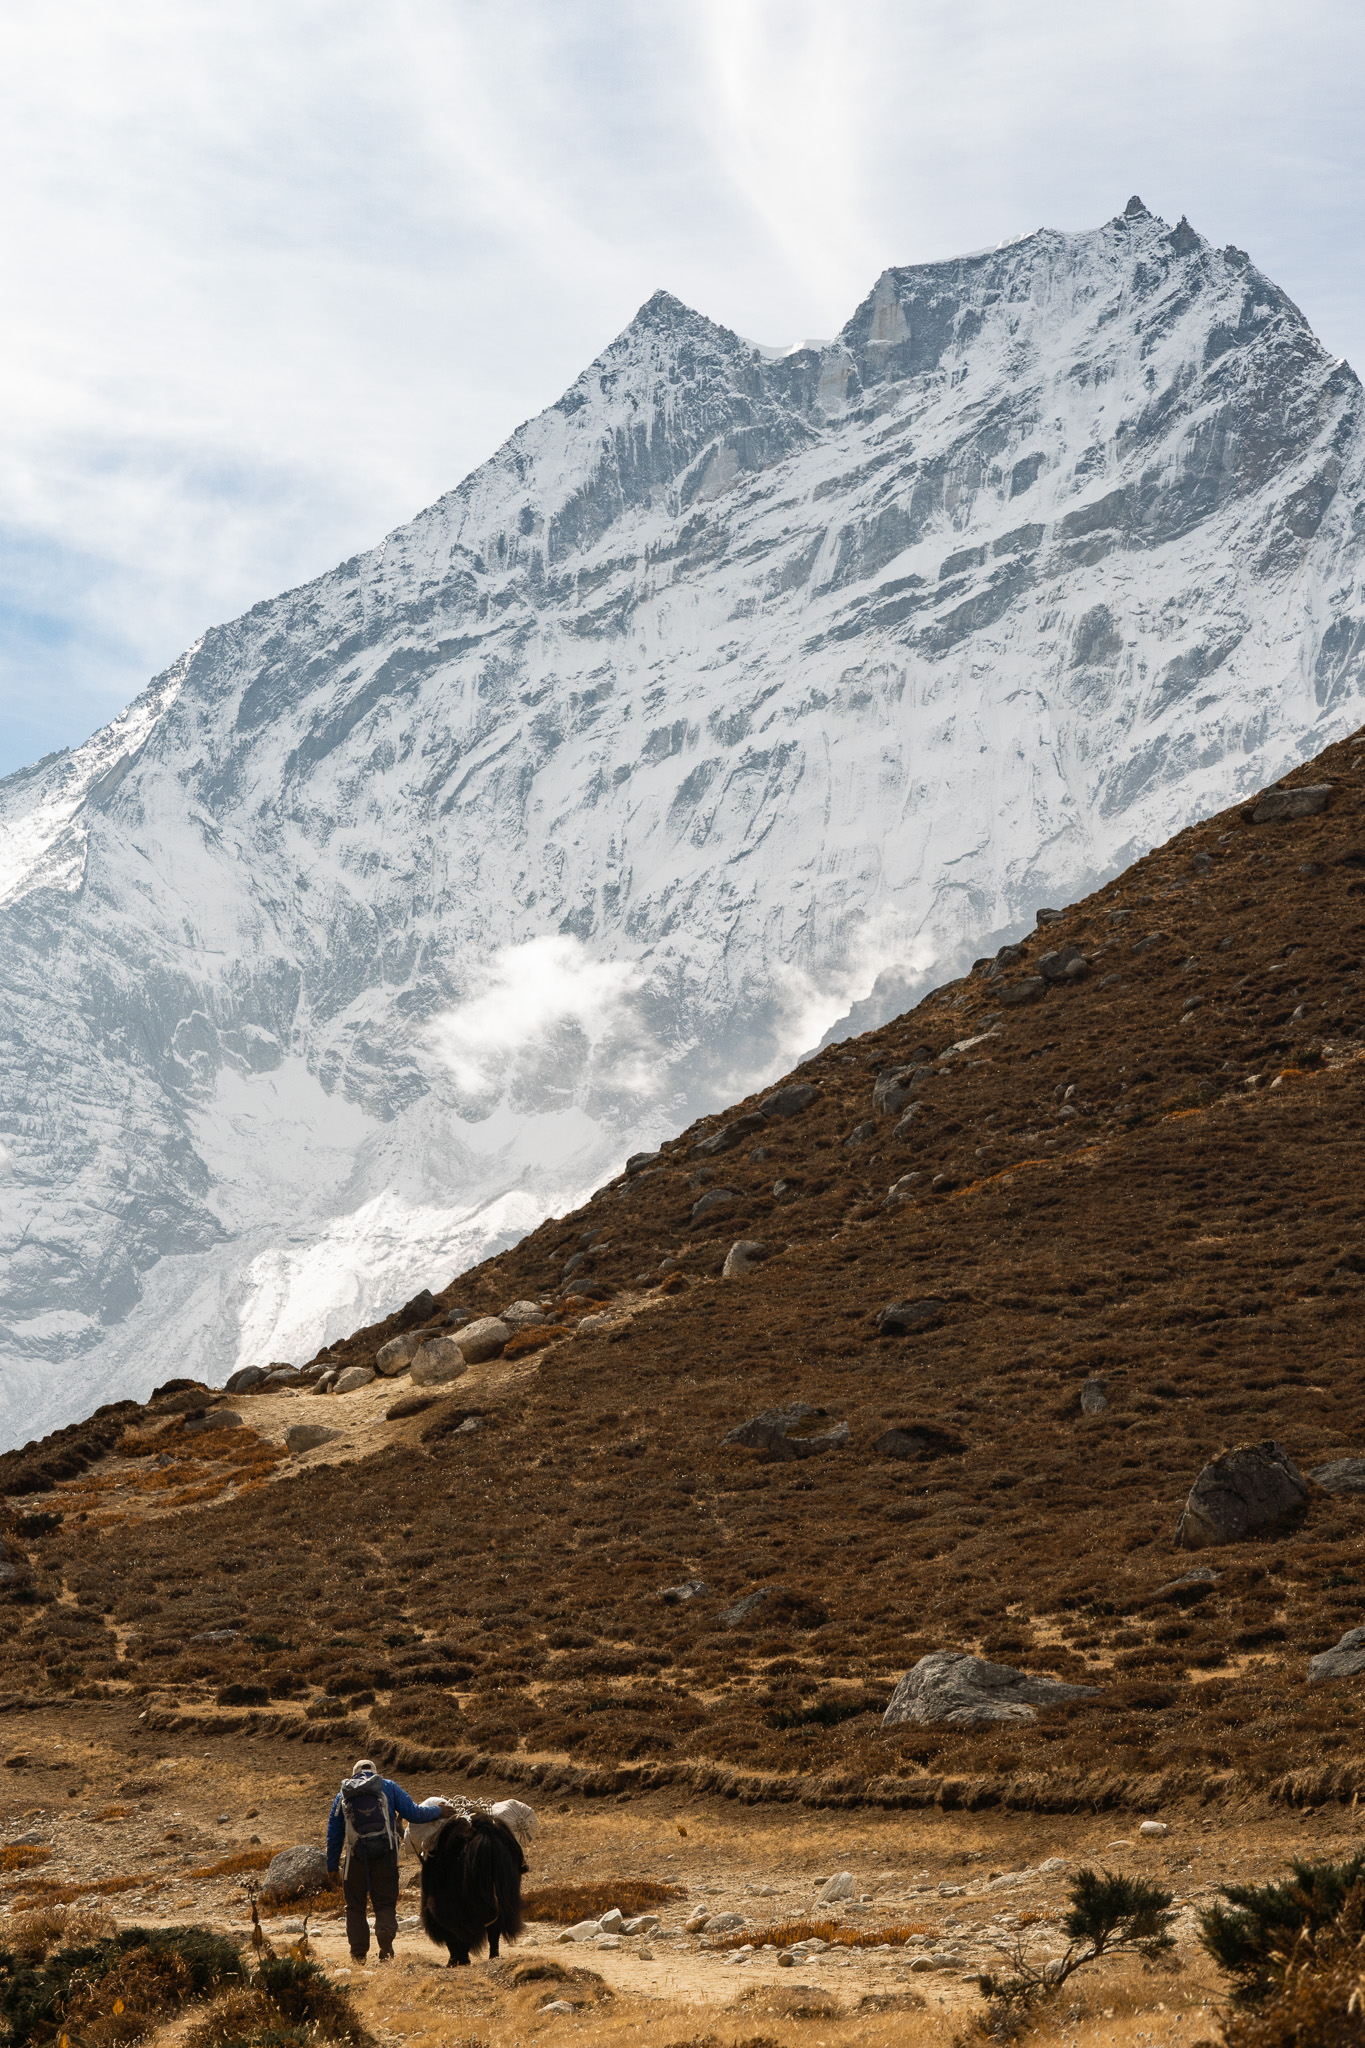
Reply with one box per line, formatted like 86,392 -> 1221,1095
343,1848 -> 400,1957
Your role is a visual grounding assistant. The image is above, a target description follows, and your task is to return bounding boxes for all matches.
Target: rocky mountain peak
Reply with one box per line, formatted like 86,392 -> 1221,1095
3,205 -> 1365,1442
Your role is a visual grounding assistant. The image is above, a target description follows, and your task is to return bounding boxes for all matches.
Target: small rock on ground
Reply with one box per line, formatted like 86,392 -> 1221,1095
876,1297 -> 947,1336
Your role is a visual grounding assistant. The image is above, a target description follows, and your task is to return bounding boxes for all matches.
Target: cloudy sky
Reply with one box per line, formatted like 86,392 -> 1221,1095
2,0 -> 1363,777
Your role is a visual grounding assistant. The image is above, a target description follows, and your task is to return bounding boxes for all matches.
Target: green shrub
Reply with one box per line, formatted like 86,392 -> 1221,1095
0,1926 -> 244,2048
967,1868 -> 1174,2040
1199,1851 -> 1365,2004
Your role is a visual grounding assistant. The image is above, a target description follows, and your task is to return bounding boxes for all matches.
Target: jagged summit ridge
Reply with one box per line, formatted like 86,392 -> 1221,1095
2,203 -> 1364,1442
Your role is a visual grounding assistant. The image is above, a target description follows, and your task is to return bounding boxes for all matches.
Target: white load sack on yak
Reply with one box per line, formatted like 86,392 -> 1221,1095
403,1795 -> 538,1861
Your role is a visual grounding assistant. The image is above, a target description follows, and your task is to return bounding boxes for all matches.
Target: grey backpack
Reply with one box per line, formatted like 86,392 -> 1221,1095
340,1771 -> 397,1858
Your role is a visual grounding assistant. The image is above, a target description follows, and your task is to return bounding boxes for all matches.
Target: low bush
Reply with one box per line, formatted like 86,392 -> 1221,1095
0,1925 -> 244,2048
183,1957 -> 372,2048
1200,1851 -> 1365,2004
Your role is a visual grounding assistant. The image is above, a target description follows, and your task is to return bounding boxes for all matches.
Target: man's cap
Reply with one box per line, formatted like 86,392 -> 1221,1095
353,1758 -> 378,1776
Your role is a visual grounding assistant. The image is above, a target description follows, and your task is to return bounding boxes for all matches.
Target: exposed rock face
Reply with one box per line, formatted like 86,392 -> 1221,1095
1175,1440 -> 1310,1548
6,201 -> 1365,1438
882,1650 -> 1100,1727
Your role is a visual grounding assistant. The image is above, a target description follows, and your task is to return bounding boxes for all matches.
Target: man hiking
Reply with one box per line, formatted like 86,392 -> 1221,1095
326,1757 -> 445,1962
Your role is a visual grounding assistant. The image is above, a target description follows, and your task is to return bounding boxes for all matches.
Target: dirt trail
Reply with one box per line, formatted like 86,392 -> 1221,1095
0,1701 -> 1350,2044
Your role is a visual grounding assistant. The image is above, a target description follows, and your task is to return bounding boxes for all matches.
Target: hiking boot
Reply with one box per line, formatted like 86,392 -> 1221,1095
377,1948 -> 394,1962
349,1952 -> 367,1964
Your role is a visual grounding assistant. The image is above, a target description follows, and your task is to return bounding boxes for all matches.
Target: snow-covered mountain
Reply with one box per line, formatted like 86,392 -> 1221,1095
4,196 -> 1365,1443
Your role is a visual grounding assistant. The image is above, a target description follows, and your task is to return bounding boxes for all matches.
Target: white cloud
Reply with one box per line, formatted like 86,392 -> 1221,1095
427,935 -> 649,1096
3,1 -> 1365,773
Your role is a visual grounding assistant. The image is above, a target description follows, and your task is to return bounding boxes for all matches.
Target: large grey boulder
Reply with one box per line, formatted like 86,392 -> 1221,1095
722,1240 -> 772,1279
453,1316 -> 511,1364
285,1423 -> 342,1454
723,1404 -> 849,1461
882,1651 -> 1100,1728
332,1366 -> 375,1395
411,1337 -> 469,1386
691,1187 -> 741,1223
376,1331 -> 424,1376
1309,1627 -> 1365,1681
873,1067 -> 927,1115
225,1366 -> 269,1394
1311,1458 -> 1365,1496
759,1083 -> 819,1120
262,1844 -> 333,1900
500,1300 -> 548,1326
1038,946 -> 1088,983
1252,784 -> 1333,823
694,1112 -> 767,1156
999,978 -> 1045,1006
1174,1440 -> 1309,1549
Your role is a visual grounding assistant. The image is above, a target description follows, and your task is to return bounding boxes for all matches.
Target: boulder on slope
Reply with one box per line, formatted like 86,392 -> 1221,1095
1174,1440 -> 1310,1549
722,1405 -> 849,1461
758,1083 -> 819,1120
452,1316 -> 510,1364
332,1366 -> 375,1395
376,1330 -> 424,1376
411,1337 -> 469,1387
285,1423 -> 342,1454
882,1651 -> 1100,1728
1309,1627 -> 1365,1681
1251,784 -> 1333,823
1310,1457 -> 1365,1496
722,1240 -> 772,1279
262,1844 -> 334,1901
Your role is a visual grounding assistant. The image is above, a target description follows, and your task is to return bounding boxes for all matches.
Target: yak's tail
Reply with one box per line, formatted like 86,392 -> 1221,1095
472,1816 -> 526,1941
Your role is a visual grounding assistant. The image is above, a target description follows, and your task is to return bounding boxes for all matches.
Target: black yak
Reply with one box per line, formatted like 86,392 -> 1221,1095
419,1811 -> 526,1965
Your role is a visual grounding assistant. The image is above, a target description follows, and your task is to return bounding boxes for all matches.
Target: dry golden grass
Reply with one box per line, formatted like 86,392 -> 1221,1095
187,1847 -> 279,1879
522,1879 -> 687,1923
4,1870 -> 163,1905
0,1843 -> 51,1871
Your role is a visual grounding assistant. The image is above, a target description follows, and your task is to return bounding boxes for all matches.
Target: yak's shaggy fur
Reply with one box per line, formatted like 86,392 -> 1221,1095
419,1813 -> 526,1966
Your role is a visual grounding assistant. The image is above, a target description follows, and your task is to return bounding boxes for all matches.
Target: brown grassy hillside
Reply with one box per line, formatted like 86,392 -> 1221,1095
7,731 -> 1365,1817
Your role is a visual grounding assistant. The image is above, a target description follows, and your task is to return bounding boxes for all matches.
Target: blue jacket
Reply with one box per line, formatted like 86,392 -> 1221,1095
326,1775 -> 445,1871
